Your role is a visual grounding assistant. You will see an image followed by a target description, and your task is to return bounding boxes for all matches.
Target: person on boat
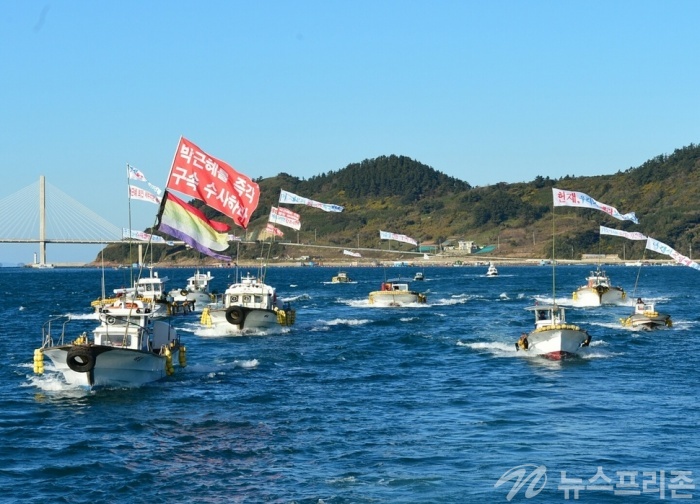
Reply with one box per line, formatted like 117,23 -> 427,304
636,298 -> 645,313
516,333 -> 529,351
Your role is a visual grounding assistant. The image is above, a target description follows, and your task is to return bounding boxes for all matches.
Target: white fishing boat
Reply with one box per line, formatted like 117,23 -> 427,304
34,311 -> 184,389
572,266 -> 626,306
168,269 -> 215,311
516,305 -> 591,359
414,271 -> 425,281
620,298 -> 672,330
331,271 -> 352,283
485,263 -> 498,277
91,269 -> 175,318
368,279 -> 427,307
200,272 -> 295,333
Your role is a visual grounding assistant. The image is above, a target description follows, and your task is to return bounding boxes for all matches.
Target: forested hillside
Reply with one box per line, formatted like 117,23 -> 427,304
100,144 -> 700,263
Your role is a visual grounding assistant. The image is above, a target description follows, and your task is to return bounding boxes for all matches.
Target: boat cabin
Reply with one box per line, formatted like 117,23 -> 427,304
528,305 -> 565,328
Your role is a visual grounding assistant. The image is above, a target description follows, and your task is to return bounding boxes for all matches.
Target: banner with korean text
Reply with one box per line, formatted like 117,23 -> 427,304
599,226 -> 647,241
279,189 -> 344,212
265,223 -> 284,237
343,250 -> 362,257
166,137 -> 260,229
553,188 -> 638,224
129,185 -> 161,205
269,206 -> 301,230
646,237 -> 700,271
380,230 -> 417,246
122,228 -> 171,244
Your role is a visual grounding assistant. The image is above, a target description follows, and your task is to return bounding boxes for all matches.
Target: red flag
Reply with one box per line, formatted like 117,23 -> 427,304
166,137 -> 260,229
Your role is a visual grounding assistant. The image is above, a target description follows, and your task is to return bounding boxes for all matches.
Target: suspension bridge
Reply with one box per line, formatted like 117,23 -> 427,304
0,176 -> 162,267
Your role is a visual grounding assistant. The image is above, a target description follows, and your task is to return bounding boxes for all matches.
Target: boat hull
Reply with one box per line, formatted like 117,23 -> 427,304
42,345 -> 176,388
573,286 -> 626,307
368,291 -> 426,307
523,327 -> 590,359
203,307 -> 286,333
621,313 -> 672,330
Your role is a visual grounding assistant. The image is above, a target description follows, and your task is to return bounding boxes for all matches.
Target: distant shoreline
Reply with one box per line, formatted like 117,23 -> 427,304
9,257 -> 675,269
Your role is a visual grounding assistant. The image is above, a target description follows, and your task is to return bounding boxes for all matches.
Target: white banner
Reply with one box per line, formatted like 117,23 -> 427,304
646,237 -> 700,271
599,226 -> 647,241
129,186 -> 161,205
269,206 -> 301,230
343,249 -> 362,257
379,230 -> 417,246
553,188 -> 638,224
279,189 -> 344,212
122,228 -> 171,244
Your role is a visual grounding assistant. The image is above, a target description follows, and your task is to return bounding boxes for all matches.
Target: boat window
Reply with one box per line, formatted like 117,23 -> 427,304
255,295 -> 263,303
537,311 -> 547,320
243,295 -> 251,303
230,295 -> 238,303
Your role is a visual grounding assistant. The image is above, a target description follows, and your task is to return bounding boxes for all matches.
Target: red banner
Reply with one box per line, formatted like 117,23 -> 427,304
265,223 -> 284,237
166,137 -> 260,229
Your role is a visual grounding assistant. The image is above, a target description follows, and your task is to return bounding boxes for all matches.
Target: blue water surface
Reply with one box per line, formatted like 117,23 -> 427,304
1,264 -> 698,503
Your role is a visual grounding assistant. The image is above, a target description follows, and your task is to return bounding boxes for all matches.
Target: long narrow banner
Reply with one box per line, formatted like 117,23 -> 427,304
129,186 -> 161,205
380,230 -> 417,246
343,250 -> 362,257
553,188 -> 639,224
166,137 -> 260,229
646,237 -> 700,271
269,206 -> 301,230
265,223 -> 284,237
599,226 -> 647,241
122,228 -> 172,244
279,189 -> 344,212
128,165 -> 163,194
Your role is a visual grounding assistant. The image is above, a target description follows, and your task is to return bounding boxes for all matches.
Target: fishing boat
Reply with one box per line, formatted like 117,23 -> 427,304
572,266 -> 626,307
168,269 -> 215,311
368,278 -> 427,307
620,298 -> 672,330
331,271 -> 352,283
414,271 -> 425,281
200,272 -> 295,333
91,268 -> 174,318
34,310 -> 184,389
516,305 -> 591,359
485,263 -> 499,277
515,188 -> 597,359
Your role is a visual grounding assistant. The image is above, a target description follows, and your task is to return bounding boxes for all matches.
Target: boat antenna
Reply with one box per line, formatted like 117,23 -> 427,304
631,250 -> 646,299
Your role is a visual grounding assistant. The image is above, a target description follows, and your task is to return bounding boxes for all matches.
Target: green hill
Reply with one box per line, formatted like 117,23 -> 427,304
100,144 -> 700,264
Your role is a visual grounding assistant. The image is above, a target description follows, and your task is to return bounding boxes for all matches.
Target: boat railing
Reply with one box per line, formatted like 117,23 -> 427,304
41,315 -> 72,348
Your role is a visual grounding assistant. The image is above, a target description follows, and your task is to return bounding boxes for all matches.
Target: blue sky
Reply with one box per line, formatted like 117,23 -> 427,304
2,1 -> 699,265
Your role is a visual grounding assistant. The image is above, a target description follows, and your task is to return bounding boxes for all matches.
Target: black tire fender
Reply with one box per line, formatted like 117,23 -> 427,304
180,289 -> 188,296
66,347 -> 96,373
225,306 -> 245,326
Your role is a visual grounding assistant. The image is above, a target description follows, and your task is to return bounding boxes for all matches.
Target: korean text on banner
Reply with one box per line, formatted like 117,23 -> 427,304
166,137 -> 260,229
599,226 -> 647,241
646,237 -> 700,271
279,189 -> 344,212
269,206 -> 301,230
129,186 -> 161,205
157,191 -> 232,261
265,223 -> 284,237
553,188 -> 639,224
379,230 -> 418,246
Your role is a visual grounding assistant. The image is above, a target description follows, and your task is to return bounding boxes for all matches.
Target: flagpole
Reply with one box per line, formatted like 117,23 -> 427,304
127,163 -> 134,286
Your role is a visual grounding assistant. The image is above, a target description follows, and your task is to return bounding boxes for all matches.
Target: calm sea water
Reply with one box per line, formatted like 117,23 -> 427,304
1,264 -> 698,503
